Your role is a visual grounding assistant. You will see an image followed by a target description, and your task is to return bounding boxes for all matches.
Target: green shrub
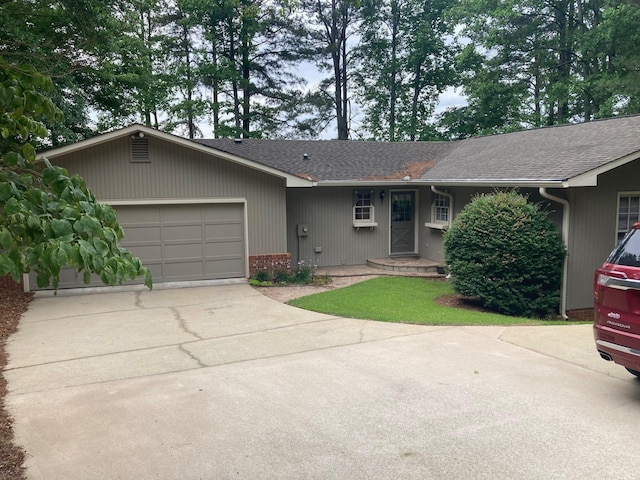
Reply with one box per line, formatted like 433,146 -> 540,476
291,266 -> 313,284
273,269 -> 291,284
443,190 -> 566,318
254,270 -> 271,283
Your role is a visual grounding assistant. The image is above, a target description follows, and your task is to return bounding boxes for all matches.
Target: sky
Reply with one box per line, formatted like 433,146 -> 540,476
294,61 -> 467,140
195,61 -> 468,140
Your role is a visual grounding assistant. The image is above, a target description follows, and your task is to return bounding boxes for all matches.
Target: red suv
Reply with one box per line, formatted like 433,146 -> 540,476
594,222 -> 640,377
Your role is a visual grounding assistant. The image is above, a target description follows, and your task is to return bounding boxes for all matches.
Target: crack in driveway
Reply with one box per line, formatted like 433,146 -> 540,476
171,307 -> 203,341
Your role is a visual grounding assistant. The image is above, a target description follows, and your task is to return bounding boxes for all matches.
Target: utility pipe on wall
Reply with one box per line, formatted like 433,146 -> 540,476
539,187 -> 570,320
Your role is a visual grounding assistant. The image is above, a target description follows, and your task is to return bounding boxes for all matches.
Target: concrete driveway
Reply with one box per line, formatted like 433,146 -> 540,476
6,283 -> 640,479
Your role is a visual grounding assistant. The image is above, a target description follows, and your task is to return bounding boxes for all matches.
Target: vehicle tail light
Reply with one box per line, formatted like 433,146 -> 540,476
596,270 -> 628,286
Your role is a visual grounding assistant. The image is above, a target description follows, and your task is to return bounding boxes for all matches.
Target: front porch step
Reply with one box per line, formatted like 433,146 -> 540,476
366,257 -> 443,275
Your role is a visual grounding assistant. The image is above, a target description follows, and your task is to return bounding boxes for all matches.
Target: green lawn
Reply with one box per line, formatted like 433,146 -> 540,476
289,276 -> 572,326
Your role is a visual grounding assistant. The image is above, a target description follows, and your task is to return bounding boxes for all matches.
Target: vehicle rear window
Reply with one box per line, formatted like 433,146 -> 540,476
608,229 -> 640,266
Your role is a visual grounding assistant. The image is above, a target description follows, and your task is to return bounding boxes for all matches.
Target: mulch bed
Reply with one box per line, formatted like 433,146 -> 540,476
433,293 -> 492,313
0,289 -> 32,480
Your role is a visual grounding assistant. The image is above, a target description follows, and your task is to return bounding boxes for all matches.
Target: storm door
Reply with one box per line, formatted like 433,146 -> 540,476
390,191 -> 416,255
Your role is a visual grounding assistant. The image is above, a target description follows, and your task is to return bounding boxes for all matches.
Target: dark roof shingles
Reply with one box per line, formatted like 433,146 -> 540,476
195,115 -> 640,183
195,139 -> 452,181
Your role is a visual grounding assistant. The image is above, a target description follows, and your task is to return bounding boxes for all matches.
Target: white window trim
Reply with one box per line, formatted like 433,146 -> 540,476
425,190 -> 452,230
353,191 -> 378,228
617,192 -> 640,244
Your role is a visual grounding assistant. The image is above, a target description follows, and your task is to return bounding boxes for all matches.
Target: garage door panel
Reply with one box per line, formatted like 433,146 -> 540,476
163,225 -> 202,241
203,204 -> 243,220
206,258 -> 245,277
161,205 -> 202,221
205,241 -> 244,257
163,261 -> 205,279
123,244 -> 163,259
119,226 -> 162,243
163,243 -> 203,260
204,223 -> 242,238
117,208 -> 161,223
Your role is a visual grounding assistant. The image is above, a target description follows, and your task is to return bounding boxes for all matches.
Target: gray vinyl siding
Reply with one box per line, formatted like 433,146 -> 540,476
287,186 -> 393,267
51,136 -> 287,255
566,160 -> 640,310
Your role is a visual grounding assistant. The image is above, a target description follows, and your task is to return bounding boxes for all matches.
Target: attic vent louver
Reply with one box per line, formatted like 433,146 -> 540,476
131,137 -> 150,163
234,138 -> 242,144
303,153 -> 309,160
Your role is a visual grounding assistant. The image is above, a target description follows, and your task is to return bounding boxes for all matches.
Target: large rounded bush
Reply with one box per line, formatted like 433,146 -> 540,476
443,191 -> 566,318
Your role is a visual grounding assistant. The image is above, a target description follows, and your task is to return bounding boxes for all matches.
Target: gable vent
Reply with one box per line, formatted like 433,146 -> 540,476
131,137 -> 150,163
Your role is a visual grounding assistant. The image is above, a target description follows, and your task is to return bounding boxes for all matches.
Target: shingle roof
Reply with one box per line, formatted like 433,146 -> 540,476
195,115 -> 640,184
194,138 -> 453,182
425,115 -> 640,182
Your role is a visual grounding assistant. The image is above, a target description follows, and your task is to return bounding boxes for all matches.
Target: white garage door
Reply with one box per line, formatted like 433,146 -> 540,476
31,202 -> 246,290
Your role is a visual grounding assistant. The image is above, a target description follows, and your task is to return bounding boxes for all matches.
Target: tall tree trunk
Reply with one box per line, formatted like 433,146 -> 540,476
227,19 -> 242,136
389,0 -> 399,141
241,1 -> 251,138
339,19 -> 349,139
182,23 -> 196,139
409,62 -> 422,141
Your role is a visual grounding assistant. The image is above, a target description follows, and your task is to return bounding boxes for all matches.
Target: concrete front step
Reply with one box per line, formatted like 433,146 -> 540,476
366,257 -> 443,275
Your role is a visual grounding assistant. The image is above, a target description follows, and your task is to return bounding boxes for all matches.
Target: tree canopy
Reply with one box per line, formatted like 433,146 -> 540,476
1,0 -> 639,141
0,59 -> 152,290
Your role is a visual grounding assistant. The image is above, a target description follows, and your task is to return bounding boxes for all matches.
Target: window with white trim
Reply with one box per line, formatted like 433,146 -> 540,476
353,190 -> 376,226
618,194 -> 640,243
432,193 -> 450,224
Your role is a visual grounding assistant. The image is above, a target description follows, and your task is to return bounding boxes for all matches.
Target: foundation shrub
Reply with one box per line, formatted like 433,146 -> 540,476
443,191 -> 566,318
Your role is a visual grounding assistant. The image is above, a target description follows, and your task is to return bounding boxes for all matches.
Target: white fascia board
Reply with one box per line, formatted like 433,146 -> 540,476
37,124 -> 314,188
36,124 -> 151,159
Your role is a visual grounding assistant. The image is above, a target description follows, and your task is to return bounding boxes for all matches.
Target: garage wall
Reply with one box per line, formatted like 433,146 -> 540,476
52,136 -> 287,255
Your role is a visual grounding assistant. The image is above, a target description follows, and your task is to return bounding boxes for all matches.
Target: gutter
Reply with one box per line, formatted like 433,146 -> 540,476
318,179 -> 566,188
539,187 -> 570,320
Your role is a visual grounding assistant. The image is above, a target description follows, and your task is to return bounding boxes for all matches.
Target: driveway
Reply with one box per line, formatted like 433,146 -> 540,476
6,283 -> 640,479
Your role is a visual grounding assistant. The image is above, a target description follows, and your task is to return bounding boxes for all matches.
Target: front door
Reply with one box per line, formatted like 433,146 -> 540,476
390,191 -> 416,255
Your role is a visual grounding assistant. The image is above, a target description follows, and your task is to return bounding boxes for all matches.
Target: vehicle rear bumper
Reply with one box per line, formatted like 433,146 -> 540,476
594,323 -> 640,371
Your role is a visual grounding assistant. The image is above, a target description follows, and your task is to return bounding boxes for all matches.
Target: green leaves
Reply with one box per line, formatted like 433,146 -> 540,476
1,59 -> 152,291
444,191 -> 566,318
51,219 -> 73,237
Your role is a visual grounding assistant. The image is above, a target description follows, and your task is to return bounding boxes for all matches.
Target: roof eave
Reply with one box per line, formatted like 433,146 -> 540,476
37,124 -> 314,188
318,179 -> 567,188
564,150 -> 640,188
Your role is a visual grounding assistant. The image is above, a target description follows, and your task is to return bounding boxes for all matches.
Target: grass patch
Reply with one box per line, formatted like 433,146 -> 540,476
288,277 -> 573,326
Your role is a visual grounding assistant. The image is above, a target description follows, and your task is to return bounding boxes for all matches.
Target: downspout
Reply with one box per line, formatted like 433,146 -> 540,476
539,187 -> 570,320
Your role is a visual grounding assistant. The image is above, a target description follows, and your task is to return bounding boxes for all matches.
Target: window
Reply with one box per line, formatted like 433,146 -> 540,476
392,194 -> 413,222
433,194 -> 449,223
353,190 -> 376,227
426,193 -> 451,229
618,194 -> 640,243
